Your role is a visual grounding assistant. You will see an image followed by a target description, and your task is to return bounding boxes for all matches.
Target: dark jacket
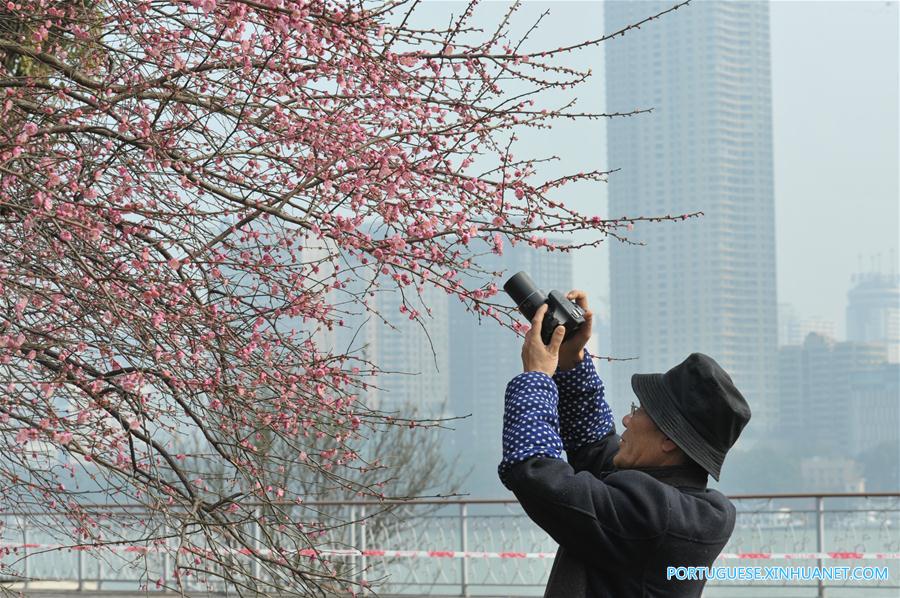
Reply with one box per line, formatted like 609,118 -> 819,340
504,432 -> 736,597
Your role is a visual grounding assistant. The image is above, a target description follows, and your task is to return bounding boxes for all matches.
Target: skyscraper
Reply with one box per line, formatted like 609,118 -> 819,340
778,303 -> 836,347
778,333 -> 890,459
365,282 -> 450,417
846,271 -> 900,363
604,0 -> 778,439
330,256 -> 450,418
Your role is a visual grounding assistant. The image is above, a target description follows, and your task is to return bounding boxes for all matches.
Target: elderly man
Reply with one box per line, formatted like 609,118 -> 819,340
498,290 -> 751,597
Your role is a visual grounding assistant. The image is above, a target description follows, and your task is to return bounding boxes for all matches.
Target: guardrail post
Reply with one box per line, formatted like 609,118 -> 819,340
253,506 -> 261,587
460,502 -> 469,597
349,505 -> 357,585
359,506 -> 367,588
21,518 -> 29,590
161,523 -> 170,590
816,496 -> 825,598
77,545 -> 84,591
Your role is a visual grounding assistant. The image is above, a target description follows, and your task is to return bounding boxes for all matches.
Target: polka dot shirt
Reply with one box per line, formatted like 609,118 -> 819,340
498,349 -> 614,484
554,348 -> 613,452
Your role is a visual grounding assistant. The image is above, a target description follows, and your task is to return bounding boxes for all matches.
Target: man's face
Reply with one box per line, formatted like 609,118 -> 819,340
612,402 -> 679,469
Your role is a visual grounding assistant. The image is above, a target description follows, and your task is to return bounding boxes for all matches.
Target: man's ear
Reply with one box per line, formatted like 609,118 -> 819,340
661,437 -> 680,454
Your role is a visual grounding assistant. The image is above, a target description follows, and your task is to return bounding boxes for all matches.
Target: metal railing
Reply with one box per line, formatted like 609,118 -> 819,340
0,492 -> 898,596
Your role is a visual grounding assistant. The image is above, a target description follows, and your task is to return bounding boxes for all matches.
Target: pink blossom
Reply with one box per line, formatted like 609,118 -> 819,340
0,0 -> 656,587
54,431 -> 73,445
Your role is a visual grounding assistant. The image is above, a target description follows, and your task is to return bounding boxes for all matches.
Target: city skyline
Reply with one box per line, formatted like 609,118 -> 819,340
405,0 -> 898,352
293,1 -> 899,496
374,0 -> 898,495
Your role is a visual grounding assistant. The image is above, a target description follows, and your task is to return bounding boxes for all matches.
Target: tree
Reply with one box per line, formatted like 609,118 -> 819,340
0,0 -> 692,594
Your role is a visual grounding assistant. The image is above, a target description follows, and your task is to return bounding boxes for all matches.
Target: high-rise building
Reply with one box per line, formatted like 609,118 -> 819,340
775,343 -> 802,439
298,238 -> 338,356
331,256 -> 450,418
778,303 -> 836,347
365,282 -> 450,417
846,271 -> 900,363
448,241 -> 574,496
604,0 -> 778,439
778,333 -> 889,458
847,362 -> 900,459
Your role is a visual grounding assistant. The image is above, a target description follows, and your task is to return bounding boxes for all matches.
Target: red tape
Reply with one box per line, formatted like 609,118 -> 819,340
1,544 -> 897,560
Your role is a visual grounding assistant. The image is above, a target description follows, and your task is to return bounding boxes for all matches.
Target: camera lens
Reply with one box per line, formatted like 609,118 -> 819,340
503,271 -> 547,320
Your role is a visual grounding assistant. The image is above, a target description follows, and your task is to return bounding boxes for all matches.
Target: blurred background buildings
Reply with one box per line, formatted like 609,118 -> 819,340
318,1 -> 897,498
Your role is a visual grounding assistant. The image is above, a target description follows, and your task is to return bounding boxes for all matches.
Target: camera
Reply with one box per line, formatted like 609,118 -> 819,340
503,271 -> 586,345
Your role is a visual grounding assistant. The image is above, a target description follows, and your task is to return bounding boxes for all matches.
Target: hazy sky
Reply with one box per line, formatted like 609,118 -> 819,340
768,0 -> 898,339
415,1 -> 898,341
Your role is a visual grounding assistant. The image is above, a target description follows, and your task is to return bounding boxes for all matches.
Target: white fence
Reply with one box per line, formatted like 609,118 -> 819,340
1,493 -> 898,597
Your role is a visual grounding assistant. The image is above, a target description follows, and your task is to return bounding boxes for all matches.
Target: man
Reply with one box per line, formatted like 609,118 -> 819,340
499,290 -> 751,597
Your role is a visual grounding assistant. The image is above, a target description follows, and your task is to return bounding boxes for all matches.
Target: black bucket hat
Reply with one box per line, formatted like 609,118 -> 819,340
631,353 -> 751,481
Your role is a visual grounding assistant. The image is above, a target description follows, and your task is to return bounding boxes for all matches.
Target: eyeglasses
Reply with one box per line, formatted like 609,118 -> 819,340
629,402 -> 639,418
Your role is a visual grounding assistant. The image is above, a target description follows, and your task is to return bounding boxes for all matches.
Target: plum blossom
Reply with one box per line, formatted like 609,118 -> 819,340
0,0 -> 697,593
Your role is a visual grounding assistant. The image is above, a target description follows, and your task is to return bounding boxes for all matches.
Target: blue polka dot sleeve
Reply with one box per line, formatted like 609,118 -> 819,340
498,371 -> 563,486
553,348 -> 614,453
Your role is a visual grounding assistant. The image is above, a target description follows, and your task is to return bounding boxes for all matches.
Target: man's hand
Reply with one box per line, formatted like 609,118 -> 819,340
521,303 -> 566,377
557,289 -> 593,371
